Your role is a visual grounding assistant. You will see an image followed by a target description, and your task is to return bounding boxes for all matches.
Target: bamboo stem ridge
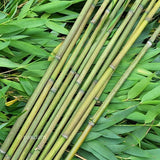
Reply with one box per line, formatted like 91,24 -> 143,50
44,1 -> 160,159
66,24 -> 160,160
0,1 -> 95,159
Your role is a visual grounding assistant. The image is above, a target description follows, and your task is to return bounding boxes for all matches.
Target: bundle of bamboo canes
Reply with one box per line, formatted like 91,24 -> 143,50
0,0 -> 159,160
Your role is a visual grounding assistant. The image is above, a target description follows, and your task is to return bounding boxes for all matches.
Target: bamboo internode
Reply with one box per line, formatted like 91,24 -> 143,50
1,0 -> 159,160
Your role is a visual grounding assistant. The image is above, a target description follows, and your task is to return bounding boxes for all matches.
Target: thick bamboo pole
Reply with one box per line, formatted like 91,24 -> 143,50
66,24 -> 160,160
45,1 -> 160,159
2,0 -> 96,159
0,0 -> 95,159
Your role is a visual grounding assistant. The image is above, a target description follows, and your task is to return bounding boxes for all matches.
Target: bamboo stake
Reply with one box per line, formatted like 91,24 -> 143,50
45,1 -> 160,159
28,1 -> 127,159
66,24 -> 160,160
54,76 -> 111,160
37,1 -> 131,159
2,1 -> 96,160
0,1 -> 95,159
12,1 -> 113,159
40,0 -> 142,157
27,3 -> 122,160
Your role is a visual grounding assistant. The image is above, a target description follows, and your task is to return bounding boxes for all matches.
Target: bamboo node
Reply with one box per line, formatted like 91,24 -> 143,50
80,89 -> 85,94
76,79 -> 82,85
145,17 -> 152,22
70,69 -> 76,75
93,79 -> 98,84
105,9 -> 110,14
88,121 -> 95,126
109,64 -> 116,70
55,55 -> 61,60
139,4 -> 144,9
0,149 -> 6,154
94,96 -> 99,101
75,73 -> 80,78
147,40 -> 152,47
35,146 -> 42,151
62,134 -> 68,139
49,78 -> 54,83
91,19 -> 96,24
51,87 -> 57,93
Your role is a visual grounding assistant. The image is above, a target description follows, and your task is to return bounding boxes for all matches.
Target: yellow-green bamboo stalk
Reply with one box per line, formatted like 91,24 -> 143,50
37,2 -> 131,159
45,1 -> 160,159
2,1 -> 96,160
66,24 -> 160,160
54,76 -> 111,160
14,1 -> 112,158
28,1 -> 127,159
0,2 -> 94,159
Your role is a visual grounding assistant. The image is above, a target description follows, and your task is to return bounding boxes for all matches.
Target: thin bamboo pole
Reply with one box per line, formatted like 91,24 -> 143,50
0,1 -> 95,159
37,1 -> 131,159
28,1 -> 127,159
45,1 -> 160,159
54,76 -> 111,160
39,1 -> 142,157
66,24 -> 160,160
2,1 -> 96,160
13,2 -> 114,160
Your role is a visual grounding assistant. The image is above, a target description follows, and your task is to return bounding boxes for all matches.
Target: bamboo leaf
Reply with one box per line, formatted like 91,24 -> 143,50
32,1 -> 73,13
128,76 -> 152,99
0,41 -> 10,50
8,18 -> 47,28
92,106 -> 137,131
145,105 -> 160,123
9,40 -> 49,57
0,25 -> 22,34
0,58 -> 21,68
141,85 -> 160,102
18,0 -> 34,19
87,140 -> 118,160
0,79 -> 25,92
46,21 -> 68,35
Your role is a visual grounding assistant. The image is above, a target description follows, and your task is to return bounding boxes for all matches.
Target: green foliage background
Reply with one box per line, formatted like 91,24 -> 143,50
0,0 -> 160,159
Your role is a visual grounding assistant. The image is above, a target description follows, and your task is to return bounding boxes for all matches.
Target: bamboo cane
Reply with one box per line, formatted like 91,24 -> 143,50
54,75 -> 112,160
66,24 -> 160,160
37,1 -> 131,159
2,1 -> 96,160
28,1 -> 129,159
44,1 -> 160,159
10,2 -> 116,160
40,0 -> 142,157
0,0 -> 95,159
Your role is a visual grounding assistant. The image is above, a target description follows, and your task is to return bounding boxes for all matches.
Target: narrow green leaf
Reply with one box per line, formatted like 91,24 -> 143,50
87,140 -> 118,160
18,0 -> 34,19
0,58 -> 21,68
10,40 -> 49,57
32,1 -> 73,13
0,25 -> 22,34
0,41 -> 10,50
46,21 -> 68,35
92,106 -> 136,131
8,18 -> 47,28
0,79 -> 25,92
145,105 -> 160,123
19,78 -> 34,96
141,85 -> 160,102
128,77 -> 151,99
